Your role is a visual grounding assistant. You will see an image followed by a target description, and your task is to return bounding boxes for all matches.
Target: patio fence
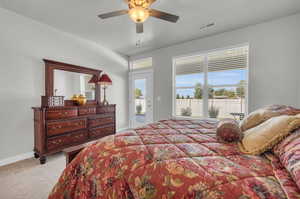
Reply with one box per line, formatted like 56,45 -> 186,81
135,98 -> 245,119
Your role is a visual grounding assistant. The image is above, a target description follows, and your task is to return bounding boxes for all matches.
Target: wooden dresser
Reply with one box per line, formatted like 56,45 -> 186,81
32,104 -> 116,164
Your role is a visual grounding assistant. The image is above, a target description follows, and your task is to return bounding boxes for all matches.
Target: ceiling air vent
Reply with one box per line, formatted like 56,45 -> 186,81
200,22 -> 215,30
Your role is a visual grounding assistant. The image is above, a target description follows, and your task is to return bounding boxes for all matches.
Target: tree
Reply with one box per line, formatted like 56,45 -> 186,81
214,89 -> 226,96
187,95 -> 191,99
176,94 -> 181,99
135,88 -> 143,99
194,83 -> 214,99
215,89 -> 236,98
194,83 -> 202,99
236,80 -> 246,98
226,91 -> 236,98
208,87 -> 214,99
236,80 -> 246,112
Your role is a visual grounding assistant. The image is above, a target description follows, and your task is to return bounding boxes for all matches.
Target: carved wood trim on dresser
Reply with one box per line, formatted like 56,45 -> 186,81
32,105 -> 116,164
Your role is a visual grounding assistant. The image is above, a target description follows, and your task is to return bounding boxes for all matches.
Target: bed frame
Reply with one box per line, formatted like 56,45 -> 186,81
63,141 -> 96,166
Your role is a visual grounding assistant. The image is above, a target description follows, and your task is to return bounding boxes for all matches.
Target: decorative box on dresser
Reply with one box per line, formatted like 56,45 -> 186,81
32,105 -> 116,164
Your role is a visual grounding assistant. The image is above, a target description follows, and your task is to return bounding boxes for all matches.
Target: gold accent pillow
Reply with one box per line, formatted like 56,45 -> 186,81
239,115 -> 300,155
240,105 -> 300,132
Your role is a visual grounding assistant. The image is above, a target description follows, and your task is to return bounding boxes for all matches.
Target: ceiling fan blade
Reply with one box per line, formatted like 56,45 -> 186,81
98,10 -> 128,19
136,23 -> 144,34
149,9 -> 179,23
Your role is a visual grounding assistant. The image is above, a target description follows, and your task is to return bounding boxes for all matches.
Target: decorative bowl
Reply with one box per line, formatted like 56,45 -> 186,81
77,94 -> 87,106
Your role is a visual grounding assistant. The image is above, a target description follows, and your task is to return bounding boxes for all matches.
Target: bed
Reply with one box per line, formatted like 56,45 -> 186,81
48,119 -> 300,199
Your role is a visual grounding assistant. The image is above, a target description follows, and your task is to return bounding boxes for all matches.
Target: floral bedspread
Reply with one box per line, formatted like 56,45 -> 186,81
49,119 -> 299,199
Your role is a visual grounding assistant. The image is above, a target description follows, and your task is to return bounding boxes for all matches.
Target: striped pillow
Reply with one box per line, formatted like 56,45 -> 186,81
273,129 -> 300,190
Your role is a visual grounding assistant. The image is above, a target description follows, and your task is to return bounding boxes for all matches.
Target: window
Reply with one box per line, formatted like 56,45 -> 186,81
130,57 -> 153,71
174,46 -> 248,119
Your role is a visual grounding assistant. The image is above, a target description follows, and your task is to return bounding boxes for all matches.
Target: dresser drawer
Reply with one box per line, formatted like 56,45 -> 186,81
46,108 -> 78,120
47,119 -> 87,136
88,115 -> 114,128
89,125 -> 115,139
47,130 -> 87,151
78,107 -> 96,116
97,106 -> 115,114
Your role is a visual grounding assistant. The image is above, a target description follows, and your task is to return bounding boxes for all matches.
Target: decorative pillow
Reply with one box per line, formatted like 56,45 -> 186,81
273,129 -> 300,190
240,105 -> 300,132
264,152 -> 300,198
216,119 -> 241,142
239,115 -> 300,155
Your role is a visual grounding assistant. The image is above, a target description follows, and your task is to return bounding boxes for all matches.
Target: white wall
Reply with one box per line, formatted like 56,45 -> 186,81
0,8 -> 129,161
130,13 -> 300,122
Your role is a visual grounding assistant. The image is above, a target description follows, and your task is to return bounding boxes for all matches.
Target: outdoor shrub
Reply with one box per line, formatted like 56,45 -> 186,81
209,106 -> 220,118
181,107 -> 192,116
136,104 -> 142,114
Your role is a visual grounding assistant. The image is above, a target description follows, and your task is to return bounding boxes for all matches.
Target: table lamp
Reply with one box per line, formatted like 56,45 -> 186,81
98,74 -> 112,105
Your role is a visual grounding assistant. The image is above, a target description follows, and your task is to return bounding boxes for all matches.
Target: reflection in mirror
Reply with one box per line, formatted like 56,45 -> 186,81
54,70 -> 95,100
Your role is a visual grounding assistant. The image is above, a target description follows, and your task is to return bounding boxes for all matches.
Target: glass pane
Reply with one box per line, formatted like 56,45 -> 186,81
208,68 -> 246,86
208,86 -> 246,120
176,88 -> 203,117
176,73 -> 204,87
135,79 -> 146,125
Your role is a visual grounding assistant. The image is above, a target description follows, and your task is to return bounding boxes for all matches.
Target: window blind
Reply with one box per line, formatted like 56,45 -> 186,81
208,47 -> 248,72
175,56 -> 205,75
131,57 -> 153,70
175,46 -> 248,75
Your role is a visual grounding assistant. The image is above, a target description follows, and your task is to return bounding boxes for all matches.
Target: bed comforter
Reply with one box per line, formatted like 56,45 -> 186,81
48,119 -> 300,199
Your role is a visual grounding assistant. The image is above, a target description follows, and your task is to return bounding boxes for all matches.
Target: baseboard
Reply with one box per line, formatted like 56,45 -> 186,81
0,152 -> 33,167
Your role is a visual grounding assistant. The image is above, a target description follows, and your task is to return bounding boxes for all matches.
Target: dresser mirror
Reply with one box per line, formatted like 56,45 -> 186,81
54,70 -> 95,100
44,59 -> 102,104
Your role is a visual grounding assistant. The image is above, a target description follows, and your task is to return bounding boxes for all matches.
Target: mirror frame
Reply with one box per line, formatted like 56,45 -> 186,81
44,59 -> 102,104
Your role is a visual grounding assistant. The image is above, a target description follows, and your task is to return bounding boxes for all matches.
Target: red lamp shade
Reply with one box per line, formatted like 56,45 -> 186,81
88,75 -> 99,84
98,74 -> 112,86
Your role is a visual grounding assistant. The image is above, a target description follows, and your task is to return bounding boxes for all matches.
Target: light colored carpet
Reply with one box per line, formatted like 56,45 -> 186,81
0,153 -> 65,199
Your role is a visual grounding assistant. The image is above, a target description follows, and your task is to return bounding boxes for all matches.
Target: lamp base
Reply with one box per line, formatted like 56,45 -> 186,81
101,86 -> 110,106
102,100 -> 109,106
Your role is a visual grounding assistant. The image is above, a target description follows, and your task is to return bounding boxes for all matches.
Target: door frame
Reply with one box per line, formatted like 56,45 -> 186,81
129,69 -> 154,128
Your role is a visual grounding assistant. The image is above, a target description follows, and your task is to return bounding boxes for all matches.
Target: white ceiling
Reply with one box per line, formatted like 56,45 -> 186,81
1,0 -> 300,56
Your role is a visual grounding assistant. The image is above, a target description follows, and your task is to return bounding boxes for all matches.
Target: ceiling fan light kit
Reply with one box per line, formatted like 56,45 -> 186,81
129,6 -> 150,23
98,0 -> 179,33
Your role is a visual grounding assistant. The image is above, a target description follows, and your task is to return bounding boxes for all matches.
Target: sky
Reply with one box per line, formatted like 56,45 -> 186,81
135,69 -> 246,97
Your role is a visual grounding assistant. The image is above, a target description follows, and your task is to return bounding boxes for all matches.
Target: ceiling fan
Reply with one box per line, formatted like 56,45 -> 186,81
98,0 -> 179,34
